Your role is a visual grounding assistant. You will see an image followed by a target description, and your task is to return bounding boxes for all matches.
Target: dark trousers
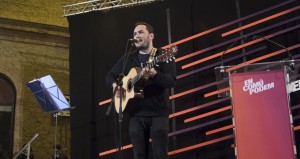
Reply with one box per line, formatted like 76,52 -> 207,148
129,116 -> 169,159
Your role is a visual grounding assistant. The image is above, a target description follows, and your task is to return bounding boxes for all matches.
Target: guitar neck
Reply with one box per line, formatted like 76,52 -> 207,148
129,44 -> 177,86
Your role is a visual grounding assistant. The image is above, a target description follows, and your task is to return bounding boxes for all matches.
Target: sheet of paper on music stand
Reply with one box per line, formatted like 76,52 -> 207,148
27,75 -> 70,113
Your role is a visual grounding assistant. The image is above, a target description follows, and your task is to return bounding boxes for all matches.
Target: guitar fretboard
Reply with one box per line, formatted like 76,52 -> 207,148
130,46 -> 177,86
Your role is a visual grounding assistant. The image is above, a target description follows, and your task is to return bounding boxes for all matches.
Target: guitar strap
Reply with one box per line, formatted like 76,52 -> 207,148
148,47 -> 157,63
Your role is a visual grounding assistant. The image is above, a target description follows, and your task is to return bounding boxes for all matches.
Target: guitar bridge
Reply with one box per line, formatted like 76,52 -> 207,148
134,89 -> 144,98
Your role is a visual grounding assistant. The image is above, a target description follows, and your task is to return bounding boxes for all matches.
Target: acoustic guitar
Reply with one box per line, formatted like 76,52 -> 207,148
114,46 -> 178,113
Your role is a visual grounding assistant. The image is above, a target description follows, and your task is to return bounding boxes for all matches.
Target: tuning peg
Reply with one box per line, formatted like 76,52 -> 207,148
172,57 -> 176,60
155,64 -> 159,67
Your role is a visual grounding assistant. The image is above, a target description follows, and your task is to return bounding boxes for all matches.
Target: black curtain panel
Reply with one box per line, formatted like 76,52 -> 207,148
68,0 -> 300,158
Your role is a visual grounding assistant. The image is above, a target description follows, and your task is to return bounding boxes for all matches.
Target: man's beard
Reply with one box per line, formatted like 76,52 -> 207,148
136,40 -> 150,50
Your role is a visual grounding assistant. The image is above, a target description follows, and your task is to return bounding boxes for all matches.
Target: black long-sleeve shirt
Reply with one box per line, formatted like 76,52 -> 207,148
105,48 -> 176,116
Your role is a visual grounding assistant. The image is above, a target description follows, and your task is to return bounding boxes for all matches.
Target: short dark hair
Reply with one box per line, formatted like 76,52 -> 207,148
134,22 -> 154,34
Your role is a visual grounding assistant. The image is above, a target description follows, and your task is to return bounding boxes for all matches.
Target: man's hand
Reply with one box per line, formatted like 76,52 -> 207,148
142,67 -> 157,78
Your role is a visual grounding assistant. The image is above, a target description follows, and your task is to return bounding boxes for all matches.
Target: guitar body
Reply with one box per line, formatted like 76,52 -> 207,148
114,67 -> 144,113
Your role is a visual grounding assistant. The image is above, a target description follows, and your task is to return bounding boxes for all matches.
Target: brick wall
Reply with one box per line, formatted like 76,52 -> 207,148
0,0 -> 83,27
0,1 -> 75,158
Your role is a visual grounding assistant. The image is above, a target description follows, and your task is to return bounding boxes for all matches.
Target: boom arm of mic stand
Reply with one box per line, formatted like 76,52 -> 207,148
106,39 -> 133,116
107,39 -> 132,116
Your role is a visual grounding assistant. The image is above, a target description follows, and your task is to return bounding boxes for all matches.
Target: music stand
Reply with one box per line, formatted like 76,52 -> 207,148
27,75 -> 70,159
27,75 -> 70,113
12,133 -> 39,159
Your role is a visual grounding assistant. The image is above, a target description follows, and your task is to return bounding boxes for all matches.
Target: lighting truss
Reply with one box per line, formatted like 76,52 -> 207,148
63,0 -> 163,17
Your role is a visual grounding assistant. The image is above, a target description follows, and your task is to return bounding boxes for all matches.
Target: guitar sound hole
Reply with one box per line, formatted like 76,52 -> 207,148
128,80 -> 132,91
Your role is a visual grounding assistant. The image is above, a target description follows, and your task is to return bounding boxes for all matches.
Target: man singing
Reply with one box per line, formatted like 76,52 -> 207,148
106,22 -> 176,159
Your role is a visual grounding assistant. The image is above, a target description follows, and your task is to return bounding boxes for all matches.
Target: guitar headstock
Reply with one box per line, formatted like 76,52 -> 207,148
157,45 -> 178,63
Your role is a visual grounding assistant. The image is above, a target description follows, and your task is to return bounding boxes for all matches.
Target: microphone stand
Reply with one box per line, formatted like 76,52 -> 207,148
106,39 -> 134,116
105,39 -> 135,159
220,35 -> 247,77
253,35 -> 294,71
117,75 -> 123,159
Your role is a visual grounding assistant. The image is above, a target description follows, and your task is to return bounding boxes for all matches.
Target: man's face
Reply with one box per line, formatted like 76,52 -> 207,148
133,25 -> 154,50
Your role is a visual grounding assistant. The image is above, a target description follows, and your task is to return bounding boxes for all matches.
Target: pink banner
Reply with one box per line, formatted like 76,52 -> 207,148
231,70 -> 295,159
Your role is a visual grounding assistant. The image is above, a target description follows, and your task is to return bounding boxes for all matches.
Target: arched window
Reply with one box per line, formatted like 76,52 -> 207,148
0,74 -> 16,159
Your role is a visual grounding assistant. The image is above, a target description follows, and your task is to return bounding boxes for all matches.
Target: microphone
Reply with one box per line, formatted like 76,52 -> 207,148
253,35 -> 292,60
253,35 -> 294,70
220,35 -> 247,77
128,38 -> 141,43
